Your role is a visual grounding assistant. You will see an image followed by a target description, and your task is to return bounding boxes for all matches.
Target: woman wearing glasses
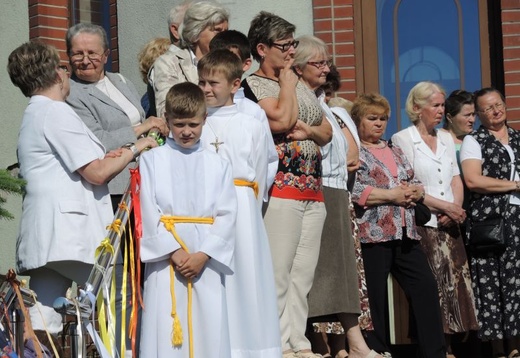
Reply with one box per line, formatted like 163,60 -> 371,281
291,35 -> 382,358
65,23 -> 168,210
391,81 -> 478,357
460,88 -> 520,358
242,12 -> 332,358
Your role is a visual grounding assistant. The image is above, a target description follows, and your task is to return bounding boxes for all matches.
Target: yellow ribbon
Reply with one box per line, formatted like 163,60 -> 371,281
160,215 -> 214,358
95,237 -> 116,355
233,179 -> 259,198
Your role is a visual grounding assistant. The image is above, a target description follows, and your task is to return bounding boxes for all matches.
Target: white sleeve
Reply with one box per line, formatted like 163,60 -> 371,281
460,135 -> 482,162
439,130 -> 460,176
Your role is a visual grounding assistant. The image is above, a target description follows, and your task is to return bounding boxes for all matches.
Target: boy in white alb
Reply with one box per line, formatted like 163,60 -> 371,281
197,49 -> 282,357
139,82 -> 237,358
209,30 -> 278,202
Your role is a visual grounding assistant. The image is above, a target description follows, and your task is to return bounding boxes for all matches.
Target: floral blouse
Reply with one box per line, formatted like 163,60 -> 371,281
351,142 -> 422,244
242,74 -> 324,202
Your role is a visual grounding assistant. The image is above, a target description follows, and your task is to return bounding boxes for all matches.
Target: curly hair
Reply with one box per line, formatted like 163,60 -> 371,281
138,37 -> 171,84
7,41 -> 61,97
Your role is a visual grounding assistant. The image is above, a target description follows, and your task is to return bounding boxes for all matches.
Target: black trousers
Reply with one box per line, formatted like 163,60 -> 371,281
361,235 -> 446,358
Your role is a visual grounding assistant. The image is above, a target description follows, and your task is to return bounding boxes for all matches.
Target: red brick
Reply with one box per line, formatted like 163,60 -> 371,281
30,4 -> 69,18
505,84 -> 520,96
314,7 -> 332,20
313,0 -> 332,6
502,23 -> 520,34
334,56 -> 356,67
504,59 -> 520,72
30,15 -> 68,29
334,18 -> 354,30
333,6 -> 353,18
315,31 -> 333,43
38,37 -> 67,51
503,35 -> 520,47
333,30 -> 354,42
502,10 -> 520,22
504,47 -> 520,59
505,72 -> 520,83
314,19 -> 333,32
30,27 -> 67,40
332,43 -> 355,56
502,0 -> 520,10
34,0 -> 68,6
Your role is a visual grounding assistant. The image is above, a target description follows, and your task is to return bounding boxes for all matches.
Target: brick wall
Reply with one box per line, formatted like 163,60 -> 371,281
312,0 -> 356,101
28,0 -> 118,71
502,0 -> 520,126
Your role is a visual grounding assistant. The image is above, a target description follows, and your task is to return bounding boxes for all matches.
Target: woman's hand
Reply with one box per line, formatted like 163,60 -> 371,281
391,184 -> 416,207
437,213 -> 457,228
442,202 -> 466,224
278,58 -> 299,88
408,184 -> 425,202
134,116 -> 169,137
286,120 -> 312,141
135,136 -> 159,153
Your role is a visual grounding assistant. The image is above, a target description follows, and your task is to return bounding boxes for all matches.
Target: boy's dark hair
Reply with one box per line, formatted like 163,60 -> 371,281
209,29 -> 251,62
165,82 -> 206,119
197,48 -> 243,82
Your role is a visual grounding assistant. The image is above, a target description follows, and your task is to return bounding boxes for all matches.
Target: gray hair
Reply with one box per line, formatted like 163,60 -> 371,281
168,0 -> 195,27
248,11 -> 296,62
293,35 -> 329,69
405,81 -> 446,123
179,1 -> 229,49
66,23 -> 109,54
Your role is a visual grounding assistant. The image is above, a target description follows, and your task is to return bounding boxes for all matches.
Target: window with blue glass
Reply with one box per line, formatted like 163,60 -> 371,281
376,0 -> 481,136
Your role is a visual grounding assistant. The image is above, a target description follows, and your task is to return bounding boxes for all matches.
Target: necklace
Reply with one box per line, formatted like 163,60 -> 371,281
205,116 -> 232,153
361,140 -> 387,149
494,129 -> 508,143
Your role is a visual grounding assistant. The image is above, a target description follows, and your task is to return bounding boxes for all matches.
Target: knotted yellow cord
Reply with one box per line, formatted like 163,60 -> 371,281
95,237 -> 115,355
233,179 -> 259,198
160,215 -> 214,358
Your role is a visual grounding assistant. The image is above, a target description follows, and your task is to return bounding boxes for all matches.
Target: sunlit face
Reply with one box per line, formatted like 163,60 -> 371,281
417,92 -> 445,128
299,57 -> 330,91
261,37 -> 297,71
168,114 -> 206,149
358,108 -> 389,143
448,103 -> 475,136
476,91 -> 507,128
198,70 -> 240,108
69,33 -> 108,83
195,21 -> 228,58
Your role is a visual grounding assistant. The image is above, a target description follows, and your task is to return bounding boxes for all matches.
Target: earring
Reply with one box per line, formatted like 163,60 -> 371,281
59,78 -> 64,90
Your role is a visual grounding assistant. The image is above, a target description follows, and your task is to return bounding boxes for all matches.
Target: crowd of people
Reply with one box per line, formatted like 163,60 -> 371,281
6,1 -> 520,358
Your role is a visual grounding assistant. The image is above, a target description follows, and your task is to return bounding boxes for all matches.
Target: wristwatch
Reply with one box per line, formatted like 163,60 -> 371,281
122,142 -> 139,161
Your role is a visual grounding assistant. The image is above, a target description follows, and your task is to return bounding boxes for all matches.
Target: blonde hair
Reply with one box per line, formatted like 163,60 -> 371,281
137,37 -> 171,84
405,81 -> 446,123
328,97 -> 353,114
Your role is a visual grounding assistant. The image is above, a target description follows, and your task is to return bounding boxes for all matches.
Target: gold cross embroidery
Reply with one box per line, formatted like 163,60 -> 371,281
210,137 -> 224,153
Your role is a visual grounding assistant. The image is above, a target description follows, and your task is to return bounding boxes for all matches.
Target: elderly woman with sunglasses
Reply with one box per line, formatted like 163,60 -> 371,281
8,41 -> 157,338
460,88 -> 520,358
242,12 -> 332,358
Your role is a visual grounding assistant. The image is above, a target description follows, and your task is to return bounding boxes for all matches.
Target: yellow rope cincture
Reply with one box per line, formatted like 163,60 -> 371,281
233,179 -> 259,198
160,215 -> 214,358
117,201 -> 131,357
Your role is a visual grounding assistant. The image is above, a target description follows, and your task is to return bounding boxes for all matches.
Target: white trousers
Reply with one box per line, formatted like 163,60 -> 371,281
263,197 -> 326,352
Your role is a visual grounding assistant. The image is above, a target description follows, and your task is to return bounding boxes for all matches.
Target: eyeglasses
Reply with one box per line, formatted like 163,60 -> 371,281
479,102 -> 505,115
271,40 -> 299,52
307,60 -> 333,69
69,51 -> 106,63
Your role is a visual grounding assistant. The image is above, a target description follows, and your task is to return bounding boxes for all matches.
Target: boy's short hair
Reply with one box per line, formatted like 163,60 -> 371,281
197,48 -> 243,82
165,82 -> 206,119
209,30 -> 251,63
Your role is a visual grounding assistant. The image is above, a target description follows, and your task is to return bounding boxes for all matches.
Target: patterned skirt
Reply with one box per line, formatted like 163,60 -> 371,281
470,203 -> 520,340
416,225 -> 479,334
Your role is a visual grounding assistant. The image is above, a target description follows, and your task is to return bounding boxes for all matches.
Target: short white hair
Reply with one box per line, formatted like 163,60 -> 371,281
179,1 -> 229,49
